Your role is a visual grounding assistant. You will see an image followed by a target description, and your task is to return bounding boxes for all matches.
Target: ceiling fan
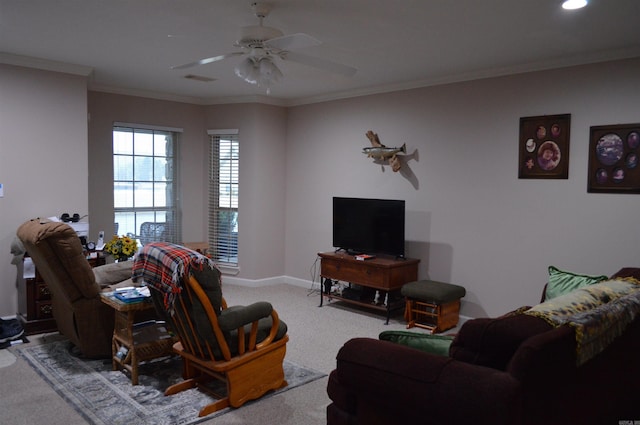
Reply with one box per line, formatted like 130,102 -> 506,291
171,2 -> 357,91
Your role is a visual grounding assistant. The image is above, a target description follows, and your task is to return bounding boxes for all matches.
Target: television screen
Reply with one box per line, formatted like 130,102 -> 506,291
333,197 -> 405,258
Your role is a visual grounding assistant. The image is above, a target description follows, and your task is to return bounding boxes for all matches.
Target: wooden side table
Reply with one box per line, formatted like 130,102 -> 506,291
100,292 -> 176,385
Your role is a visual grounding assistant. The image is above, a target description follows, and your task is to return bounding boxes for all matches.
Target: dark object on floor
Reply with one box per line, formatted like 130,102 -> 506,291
0,318 -> 26,348
327,267 -> 640,425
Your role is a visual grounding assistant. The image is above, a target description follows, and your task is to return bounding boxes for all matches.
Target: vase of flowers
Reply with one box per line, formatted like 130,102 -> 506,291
104,235 -> 138,262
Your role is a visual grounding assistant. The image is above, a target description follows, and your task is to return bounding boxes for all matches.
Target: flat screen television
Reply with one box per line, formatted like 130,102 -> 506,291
333,197 -> 405,258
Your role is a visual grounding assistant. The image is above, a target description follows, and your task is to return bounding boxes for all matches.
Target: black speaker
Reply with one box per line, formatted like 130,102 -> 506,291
323,278 -> 333,294
60,213 -> 80,222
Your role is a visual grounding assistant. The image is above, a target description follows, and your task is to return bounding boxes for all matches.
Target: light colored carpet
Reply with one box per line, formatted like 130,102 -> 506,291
2,282 -> 439,424
15,338 -> 324,425
0,349 -> 17,368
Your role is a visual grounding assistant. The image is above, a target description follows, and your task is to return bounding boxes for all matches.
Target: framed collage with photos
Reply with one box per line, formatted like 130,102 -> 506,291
518,114 -> 571,179
587,123 -> 640,193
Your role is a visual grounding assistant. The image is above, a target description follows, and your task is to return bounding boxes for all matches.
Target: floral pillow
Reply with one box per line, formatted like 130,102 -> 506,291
544,266 -> 608,300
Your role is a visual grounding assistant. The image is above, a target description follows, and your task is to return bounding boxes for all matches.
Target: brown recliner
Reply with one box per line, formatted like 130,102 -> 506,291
16,219 -> 136,358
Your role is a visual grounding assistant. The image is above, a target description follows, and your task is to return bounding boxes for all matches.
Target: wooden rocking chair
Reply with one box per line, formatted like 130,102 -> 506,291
135,243 -> 289,417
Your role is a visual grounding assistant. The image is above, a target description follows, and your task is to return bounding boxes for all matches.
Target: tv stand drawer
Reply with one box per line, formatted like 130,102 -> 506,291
321,258 -> 385,287
318,252 -> 419,291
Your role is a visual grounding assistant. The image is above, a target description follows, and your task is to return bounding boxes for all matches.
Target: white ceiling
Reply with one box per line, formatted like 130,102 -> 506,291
2,0 -> 639,106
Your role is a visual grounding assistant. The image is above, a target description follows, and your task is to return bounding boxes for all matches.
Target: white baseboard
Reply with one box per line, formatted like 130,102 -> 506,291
221,274 -> 319,290
221,275 -> 477,321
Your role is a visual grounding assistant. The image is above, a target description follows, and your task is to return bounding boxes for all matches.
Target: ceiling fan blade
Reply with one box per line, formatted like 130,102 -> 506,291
265,33 -> 321,51
282,51 -> 357,77
171,52 -> 245,70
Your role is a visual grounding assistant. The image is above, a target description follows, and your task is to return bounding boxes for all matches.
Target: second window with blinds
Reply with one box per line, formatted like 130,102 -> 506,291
208,131 -> 239,267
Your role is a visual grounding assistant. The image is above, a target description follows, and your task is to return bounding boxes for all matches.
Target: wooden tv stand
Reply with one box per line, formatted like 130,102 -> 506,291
318,252 -> 419,324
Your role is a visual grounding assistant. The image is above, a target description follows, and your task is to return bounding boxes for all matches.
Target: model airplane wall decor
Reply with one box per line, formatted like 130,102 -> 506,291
363,130 -> 406,172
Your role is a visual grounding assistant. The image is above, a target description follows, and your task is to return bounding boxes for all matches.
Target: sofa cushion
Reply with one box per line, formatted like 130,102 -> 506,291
379,330 -> 454,356
450,312 -> 552,370
544,266 -> 608,300
610,267 -> 640,281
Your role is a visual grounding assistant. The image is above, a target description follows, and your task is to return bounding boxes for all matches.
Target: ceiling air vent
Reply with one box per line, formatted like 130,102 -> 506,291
183,74 -> 216,82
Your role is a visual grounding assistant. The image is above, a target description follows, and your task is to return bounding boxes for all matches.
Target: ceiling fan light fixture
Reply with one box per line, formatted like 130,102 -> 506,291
562,0 -> 588,10
258,57 -> 283,82
234,57 -> 260,84
234,56 -> 282,90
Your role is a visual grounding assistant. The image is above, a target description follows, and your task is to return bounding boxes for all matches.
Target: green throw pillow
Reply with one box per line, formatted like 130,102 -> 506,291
545,266 -> 608,300
379,330 -> 453,356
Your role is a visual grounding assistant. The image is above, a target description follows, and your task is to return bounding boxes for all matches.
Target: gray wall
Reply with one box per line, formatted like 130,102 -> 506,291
87,92 -> 207,244
0,64 -> 88,317
284,58 -> 640,317
1,57 -> 639,319
86,96 -> 288,281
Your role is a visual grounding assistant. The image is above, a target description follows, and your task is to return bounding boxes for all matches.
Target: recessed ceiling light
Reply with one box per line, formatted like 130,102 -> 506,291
562,0 -> 588,10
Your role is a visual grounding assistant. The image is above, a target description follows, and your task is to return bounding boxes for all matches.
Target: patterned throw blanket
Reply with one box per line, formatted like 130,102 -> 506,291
132,242 -> 217,312
525,278 -> 640,365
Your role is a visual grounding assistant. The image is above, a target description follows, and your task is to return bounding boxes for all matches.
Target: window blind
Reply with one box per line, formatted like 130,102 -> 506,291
208,133 -> 239,266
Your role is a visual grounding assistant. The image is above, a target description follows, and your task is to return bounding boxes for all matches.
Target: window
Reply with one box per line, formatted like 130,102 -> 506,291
208,131 -> 239,266
113,124 -> 181,247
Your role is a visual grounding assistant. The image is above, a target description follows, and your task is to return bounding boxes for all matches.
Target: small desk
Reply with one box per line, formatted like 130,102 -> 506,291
100,292 -> 176,385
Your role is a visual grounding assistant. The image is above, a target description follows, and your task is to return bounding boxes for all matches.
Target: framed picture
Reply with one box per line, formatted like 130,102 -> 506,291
518,114 -> 571,179
587,123 -> 640,193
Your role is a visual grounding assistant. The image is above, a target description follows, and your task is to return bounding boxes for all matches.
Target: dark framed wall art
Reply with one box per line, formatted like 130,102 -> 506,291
587,123 -> 640,193
518,114 -> 571,179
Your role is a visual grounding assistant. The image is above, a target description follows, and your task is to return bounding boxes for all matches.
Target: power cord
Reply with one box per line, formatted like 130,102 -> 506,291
307,256 -> 321,296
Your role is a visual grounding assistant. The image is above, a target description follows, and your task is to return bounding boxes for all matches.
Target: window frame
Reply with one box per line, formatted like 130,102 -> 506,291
112,123 -> 181,246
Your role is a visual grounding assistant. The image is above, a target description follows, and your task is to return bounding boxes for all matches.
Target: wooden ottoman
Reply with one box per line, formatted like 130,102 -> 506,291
401,280 -> 466,333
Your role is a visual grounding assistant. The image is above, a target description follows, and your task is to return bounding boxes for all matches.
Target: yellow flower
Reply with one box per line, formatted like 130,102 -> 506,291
105,235 -> 138,261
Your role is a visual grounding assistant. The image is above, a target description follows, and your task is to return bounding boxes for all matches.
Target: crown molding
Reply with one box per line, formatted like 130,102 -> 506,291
0,52 -> 93,77
285,46 -> 640,107
89,83 -> 289,107
6,47 -> 640,108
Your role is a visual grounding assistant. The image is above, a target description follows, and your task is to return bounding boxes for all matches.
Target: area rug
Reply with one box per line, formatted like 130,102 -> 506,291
15,339 -> 325,425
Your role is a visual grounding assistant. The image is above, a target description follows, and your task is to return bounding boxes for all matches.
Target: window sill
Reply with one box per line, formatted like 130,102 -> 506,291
217,264 -> 240,276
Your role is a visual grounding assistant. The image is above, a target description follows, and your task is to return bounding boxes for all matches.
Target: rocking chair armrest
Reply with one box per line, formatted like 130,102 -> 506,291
218,301 -> 273,331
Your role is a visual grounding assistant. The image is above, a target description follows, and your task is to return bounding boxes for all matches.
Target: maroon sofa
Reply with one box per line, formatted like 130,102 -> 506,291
327,268 -> 640,425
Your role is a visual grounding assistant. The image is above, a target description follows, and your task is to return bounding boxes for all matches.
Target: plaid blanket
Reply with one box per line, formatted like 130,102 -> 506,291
131,242 -> 217,312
